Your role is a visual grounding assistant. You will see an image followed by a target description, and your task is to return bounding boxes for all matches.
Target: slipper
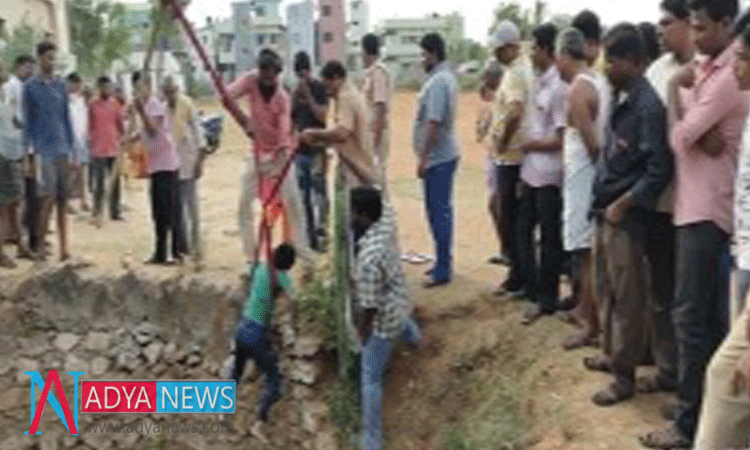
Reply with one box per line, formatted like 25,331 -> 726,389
402,251 -> 430,264
583,355 -> 611,373
562,332 -> 599,351
639,425 -> 692,449
591,382 -> 634,406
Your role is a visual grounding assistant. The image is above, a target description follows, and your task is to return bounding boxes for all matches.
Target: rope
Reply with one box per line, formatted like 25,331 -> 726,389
162,0 -> 302,295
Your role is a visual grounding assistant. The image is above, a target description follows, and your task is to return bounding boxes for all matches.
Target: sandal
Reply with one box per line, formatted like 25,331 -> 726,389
639,425 -> 692,449
591,382 -> 634,406
583,355 -> 611,373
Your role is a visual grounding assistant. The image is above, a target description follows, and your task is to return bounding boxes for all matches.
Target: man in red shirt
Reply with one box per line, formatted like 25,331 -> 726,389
227,49 -> 311,273
88,76 -> 124,225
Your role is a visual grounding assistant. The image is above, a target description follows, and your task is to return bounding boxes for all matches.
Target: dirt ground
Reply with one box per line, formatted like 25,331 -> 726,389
3,91 -> 676,449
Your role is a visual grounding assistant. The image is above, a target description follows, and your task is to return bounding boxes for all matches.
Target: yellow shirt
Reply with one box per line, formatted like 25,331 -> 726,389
492,55 -> 533,164
331,82 -> 376,187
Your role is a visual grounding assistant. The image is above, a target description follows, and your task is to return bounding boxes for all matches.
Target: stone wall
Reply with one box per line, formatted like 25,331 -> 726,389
0,265 -> 337,450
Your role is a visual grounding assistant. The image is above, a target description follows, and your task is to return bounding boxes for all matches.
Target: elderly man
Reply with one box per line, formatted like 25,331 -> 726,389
163,76 -> 206,264
491,20 -> 534,297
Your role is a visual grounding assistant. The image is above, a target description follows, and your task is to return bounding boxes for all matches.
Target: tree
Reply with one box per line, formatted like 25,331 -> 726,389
67,0 -> 131,76
1,25 -> 36,70
448,39 -> 488,64
490,0 -> 562,38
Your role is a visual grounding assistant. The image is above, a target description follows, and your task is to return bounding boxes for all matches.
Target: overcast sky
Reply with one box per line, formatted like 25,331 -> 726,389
127,0 -> 750,43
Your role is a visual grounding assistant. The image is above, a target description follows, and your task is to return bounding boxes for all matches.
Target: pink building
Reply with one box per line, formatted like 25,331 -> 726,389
317,0 -> 345,64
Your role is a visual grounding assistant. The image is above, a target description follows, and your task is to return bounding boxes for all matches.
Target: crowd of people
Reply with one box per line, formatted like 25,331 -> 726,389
0,42 -> 209,268
473,0 -> 750,448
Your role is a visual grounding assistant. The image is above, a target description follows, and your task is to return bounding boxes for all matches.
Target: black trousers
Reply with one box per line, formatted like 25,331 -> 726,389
516,183 -> 562,311
496,164 -> 522,288
150,171 -> 185,262
91,157 -> 121,219
673,222 -> 730,439
23,176 -> 40,252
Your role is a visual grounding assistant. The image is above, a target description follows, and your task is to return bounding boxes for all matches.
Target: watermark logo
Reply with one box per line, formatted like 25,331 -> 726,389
24,370 -> 83,436
24,371 -> 235,435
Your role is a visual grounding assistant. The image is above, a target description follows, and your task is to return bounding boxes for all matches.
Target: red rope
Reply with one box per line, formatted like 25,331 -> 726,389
163,0 -> 302,290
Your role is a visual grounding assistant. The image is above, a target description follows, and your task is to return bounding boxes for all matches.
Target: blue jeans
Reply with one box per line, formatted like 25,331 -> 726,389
232,319 -> 281,422
422,159 -> 458,281
361,318 -> 421,450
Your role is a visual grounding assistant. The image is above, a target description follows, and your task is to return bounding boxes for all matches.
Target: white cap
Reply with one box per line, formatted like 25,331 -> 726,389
491,20 -> 521,50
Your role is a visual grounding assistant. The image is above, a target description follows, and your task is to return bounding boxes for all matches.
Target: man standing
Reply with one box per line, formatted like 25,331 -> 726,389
23,42 -> 74,262
491,21 -> 533,297
517,24 -> 567,324
351,187 -> 420,450
413,33 -> 460,288
66,73 -> 90,213
163,76 -> 206,263
4,55 -> 36,254
227,49 -> 311,273
642,0 -> 749,447
635,0 -> 693,398
690,25 -> 750,448
131,71 -> 184,264
590,24 -> 672,408
362,33 -> 392,187
292,51 -> 329,253
88,76 -> 124,226
0,61 -> 34,267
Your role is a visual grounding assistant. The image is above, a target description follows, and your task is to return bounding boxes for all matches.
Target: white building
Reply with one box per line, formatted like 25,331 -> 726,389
346,0 -> 370,81
287,0 -> 317,70
377,12 -> 464,86
0,0 -> 73,71
232,0 -> 287,76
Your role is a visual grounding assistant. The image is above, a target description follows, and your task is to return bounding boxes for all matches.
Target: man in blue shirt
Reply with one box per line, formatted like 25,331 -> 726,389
413,33 -> 460,288
23,42 -> 74,261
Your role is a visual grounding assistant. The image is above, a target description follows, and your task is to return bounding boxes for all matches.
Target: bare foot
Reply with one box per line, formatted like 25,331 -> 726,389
60,253 -> 71,262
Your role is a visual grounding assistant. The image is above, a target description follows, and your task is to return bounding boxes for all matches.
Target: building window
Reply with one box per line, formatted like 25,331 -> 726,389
322,5 -> 332,16
255,6 -> 265,17
401,36 -> 419,45
270,34 -> 278,44
257,34 -> 265,45
352,21 -> 359,26
323,32 -> 333,43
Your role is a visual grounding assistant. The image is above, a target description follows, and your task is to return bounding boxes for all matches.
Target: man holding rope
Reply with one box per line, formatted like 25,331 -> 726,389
227,49 -> 312,276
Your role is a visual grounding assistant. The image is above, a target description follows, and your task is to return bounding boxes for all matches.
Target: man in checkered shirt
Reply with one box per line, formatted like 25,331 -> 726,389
351,187 -> 421,450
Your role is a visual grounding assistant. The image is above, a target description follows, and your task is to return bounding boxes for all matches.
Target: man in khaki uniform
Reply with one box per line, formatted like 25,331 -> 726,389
361,33 -> 392,188
301,60 -> 378,348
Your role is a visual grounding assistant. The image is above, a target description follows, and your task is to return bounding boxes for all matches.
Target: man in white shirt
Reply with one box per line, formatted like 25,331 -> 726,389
66,72 -> 90,213
4,55 -> 37,255
0,60 -> 35,266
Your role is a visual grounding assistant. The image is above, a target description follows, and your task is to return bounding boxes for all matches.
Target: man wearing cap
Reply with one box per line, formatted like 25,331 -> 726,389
227,49 -> 312,274
491,20 -> 535,298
